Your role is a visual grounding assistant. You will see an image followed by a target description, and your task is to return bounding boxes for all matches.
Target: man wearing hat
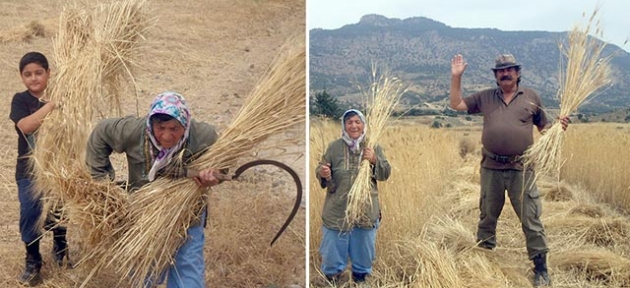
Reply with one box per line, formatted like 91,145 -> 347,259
448,54 -> 569,286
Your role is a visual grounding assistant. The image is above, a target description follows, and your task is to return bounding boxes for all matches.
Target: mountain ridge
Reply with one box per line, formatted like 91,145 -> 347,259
310,14 -> 630,113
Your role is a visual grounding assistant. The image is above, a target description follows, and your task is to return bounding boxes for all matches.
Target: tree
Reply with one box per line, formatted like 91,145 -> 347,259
430,120 -> 442,129
311,90 -> 342,119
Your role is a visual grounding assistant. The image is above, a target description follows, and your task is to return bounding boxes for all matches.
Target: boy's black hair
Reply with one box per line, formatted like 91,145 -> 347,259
19,52 -> 49,73
150,113 -> 175,124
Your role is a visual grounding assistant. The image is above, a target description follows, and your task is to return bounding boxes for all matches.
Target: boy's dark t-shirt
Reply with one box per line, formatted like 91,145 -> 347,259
9,91 -> 45,181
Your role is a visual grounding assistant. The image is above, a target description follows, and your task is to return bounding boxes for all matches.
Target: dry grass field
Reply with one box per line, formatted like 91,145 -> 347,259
309,119 -> 630,288
561,123 -> 630,213
0,0 -> 305,287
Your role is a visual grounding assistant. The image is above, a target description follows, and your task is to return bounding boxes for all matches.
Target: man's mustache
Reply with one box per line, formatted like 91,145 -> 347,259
500,75 -> 513,81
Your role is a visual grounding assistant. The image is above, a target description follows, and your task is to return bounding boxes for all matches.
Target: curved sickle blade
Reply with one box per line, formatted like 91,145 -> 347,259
232,159 -> 303,246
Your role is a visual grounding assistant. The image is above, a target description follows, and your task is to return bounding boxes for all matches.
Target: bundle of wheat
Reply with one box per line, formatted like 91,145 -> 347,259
345,67 -> 405,224
32,0 -> 147,207
568,203 -> 605,218
26,0 -> 148,284
546,216 -> 630,247
423,218 -> 478,254
523,9 -> 612,177
542,181 -> 575,202
554,248 -> 630,285
106,36 -> 306,287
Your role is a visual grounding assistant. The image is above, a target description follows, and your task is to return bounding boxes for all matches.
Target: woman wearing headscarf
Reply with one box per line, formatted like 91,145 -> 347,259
86,91 -> 220,288
315,109 -> 391,285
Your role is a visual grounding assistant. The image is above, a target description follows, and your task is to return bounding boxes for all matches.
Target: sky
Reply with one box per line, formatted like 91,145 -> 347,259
308,0 -> 630,52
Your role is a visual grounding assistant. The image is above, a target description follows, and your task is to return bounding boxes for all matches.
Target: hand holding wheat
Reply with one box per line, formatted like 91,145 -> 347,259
523,9 -> 611,178
345,66 -> 405,224
363,147 -> 377,164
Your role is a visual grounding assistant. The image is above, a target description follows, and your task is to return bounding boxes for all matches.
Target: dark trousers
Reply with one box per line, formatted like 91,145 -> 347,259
17,178 -> 66,245
476,168 -> 548,259
18,178 -> 43,244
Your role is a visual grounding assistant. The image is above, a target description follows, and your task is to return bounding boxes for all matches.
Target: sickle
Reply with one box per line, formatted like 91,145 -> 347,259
188,159 -> 303,246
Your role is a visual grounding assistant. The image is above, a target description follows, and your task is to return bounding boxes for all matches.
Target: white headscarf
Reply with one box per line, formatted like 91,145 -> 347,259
340,109 -> 367,154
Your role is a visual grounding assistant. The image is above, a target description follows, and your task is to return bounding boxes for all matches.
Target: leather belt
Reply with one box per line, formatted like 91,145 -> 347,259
482,147 -> 522,164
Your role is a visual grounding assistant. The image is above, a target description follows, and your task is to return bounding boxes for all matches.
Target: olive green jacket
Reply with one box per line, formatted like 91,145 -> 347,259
86,115 -> 218,190
316,138 -> 391,231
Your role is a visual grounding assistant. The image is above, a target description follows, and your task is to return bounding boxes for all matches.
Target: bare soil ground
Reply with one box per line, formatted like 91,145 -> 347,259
0,0 -> 305,287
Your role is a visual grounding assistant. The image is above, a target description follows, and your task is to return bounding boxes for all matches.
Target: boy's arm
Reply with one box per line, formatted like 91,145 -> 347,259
10,94 -> 55,134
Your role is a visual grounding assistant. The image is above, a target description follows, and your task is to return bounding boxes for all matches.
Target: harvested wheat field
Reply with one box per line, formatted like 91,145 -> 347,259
310,120 -> 630,288
0,0 -> 306,287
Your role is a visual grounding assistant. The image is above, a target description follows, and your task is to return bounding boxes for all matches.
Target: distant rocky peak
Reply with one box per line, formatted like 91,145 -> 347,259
359,14 -> 401,26
403,16 -> 448,28
358,14 -> 448,30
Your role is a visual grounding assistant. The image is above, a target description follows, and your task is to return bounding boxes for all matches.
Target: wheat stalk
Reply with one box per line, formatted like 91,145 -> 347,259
523,8 -> 612,177
344,65 -> 404,225
26,0 -> 148,285
105,36 -> 305,287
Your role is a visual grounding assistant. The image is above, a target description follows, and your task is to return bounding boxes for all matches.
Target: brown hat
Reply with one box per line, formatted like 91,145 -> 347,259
491,54 -> 521,71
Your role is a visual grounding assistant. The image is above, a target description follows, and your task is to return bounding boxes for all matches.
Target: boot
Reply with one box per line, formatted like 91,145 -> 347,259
352,272 -> 368,283
533,253 -> 551,286
52,226 -> 73,268
322,271 -> 349,286
18,241 -> 43,286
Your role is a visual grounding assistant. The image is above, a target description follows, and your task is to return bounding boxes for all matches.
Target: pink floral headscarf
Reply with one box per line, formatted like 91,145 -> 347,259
146,91 -> 191,181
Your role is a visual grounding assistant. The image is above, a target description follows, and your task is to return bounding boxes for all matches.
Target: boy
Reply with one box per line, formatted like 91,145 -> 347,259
9,51 -> 71,286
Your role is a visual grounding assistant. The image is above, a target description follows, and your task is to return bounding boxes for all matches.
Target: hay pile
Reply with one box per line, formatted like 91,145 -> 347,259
555,249 -> 630,285
546,216 -> 630,247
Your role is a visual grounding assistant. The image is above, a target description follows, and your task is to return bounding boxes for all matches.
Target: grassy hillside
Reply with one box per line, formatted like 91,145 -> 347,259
310,14 -> 630,114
